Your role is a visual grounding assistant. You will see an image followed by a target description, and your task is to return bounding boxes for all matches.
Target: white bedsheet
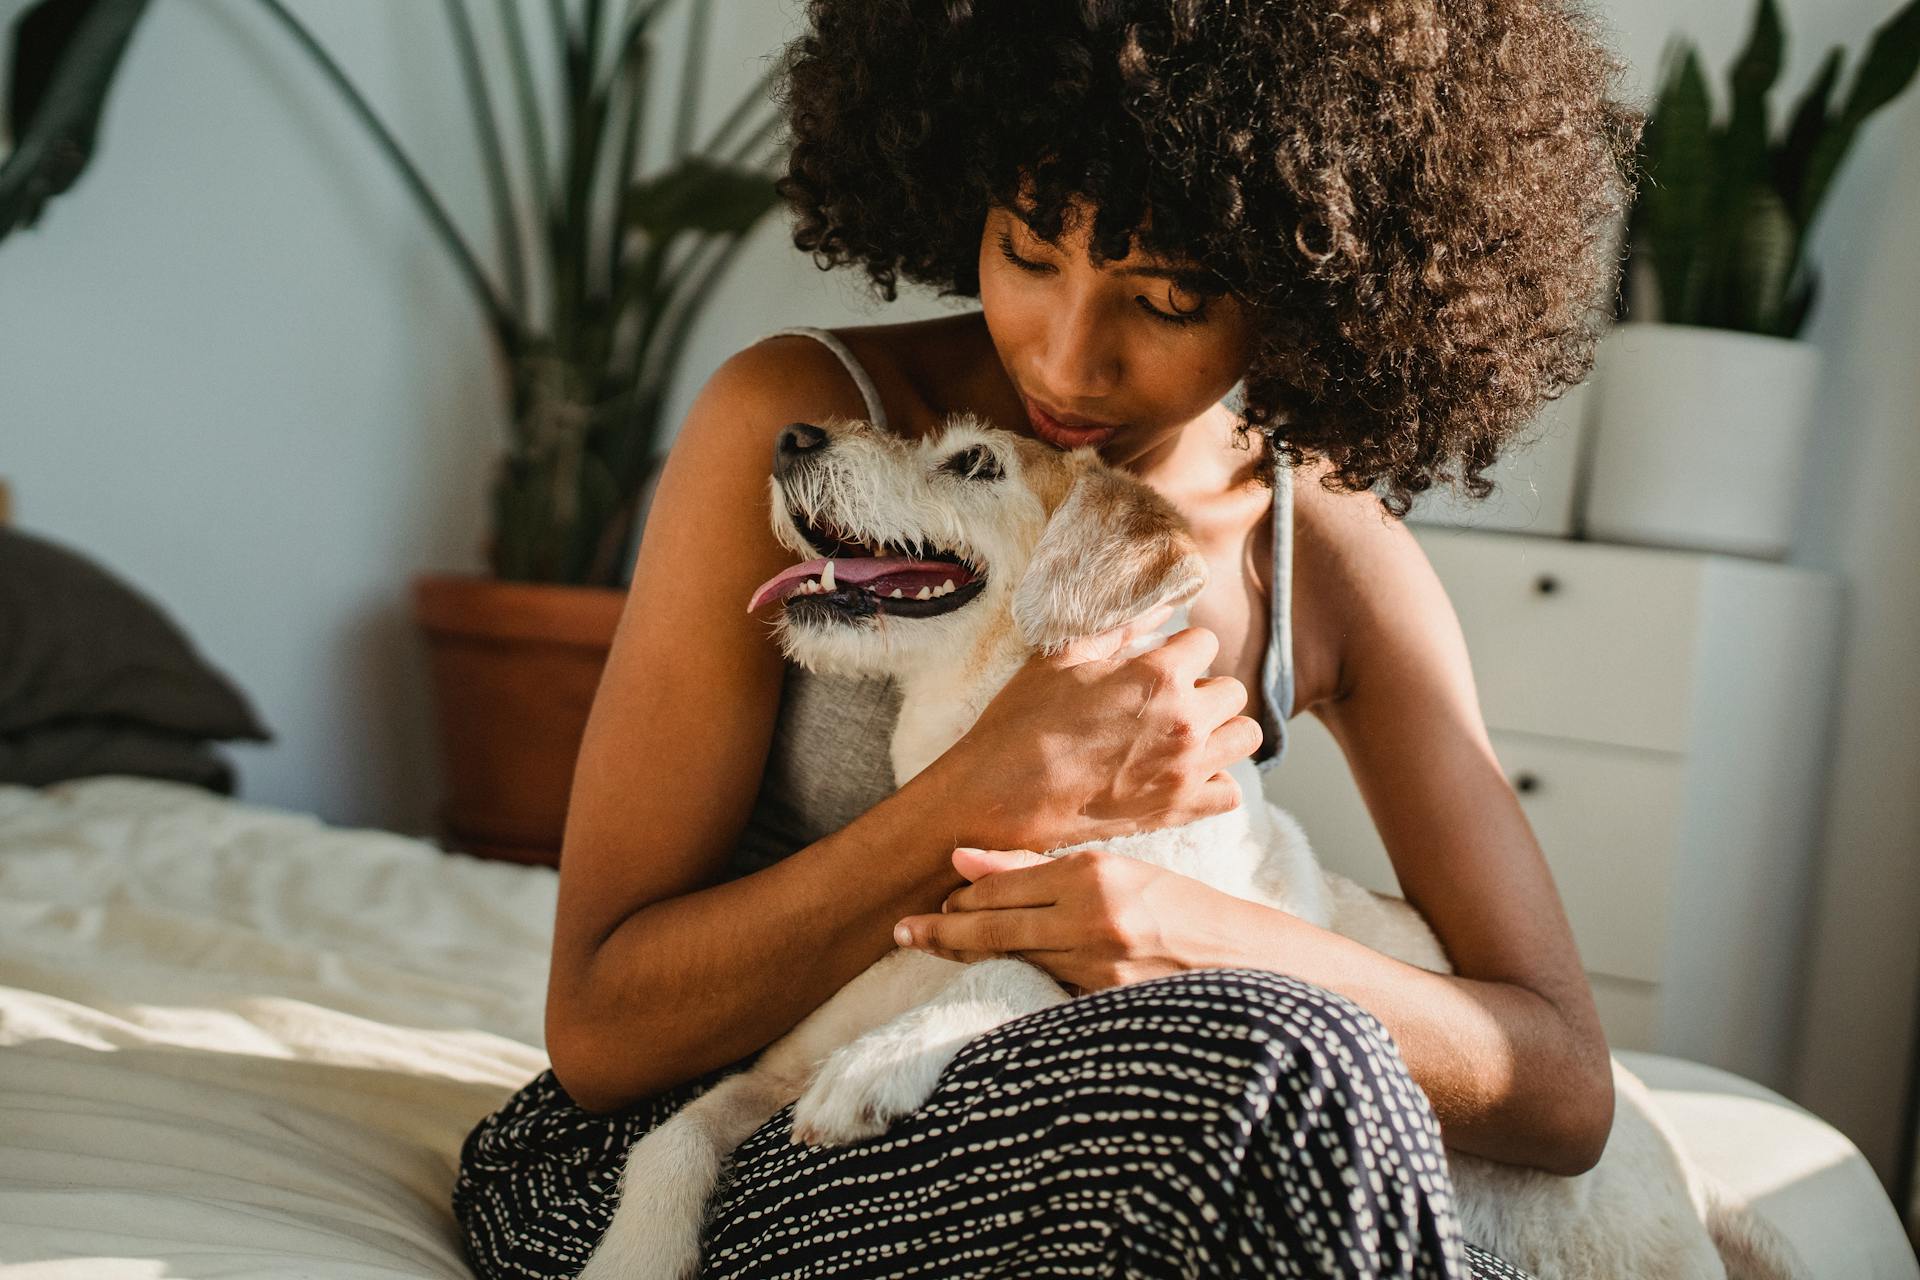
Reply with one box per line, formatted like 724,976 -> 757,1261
0,777 -> 554,1278
3,777 -> 1914,1278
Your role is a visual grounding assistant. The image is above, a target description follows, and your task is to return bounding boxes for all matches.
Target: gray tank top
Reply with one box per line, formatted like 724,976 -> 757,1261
725,326 -> 1296,881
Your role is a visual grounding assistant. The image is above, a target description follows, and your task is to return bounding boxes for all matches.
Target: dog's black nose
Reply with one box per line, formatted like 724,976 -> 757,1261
774,421 -> 829,479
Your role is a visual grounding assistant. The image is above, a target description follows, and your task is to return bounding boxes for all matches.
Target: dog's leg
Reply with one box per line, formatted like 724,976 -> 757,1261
579,947 -> 965,1280
580,1067 -> 799,1280
792,955 -> 1072,1146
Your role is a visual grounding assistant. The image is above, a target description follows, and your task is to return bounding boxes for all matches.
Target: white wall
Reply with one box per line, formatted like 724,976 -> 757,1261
1,0 -> 1914,1191
0,0 -> 954,835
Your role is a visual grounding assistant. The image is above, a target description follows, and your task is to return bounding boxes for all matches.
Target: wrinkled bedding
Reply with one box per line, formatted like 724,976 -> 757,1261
0,777 -> 554,1278
2,777 -> 1913,1280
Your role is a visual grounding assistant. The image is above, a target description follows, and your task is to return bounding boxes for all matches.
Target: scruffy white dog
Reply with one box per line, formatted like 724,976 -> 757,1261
578,414 -> 1802,1280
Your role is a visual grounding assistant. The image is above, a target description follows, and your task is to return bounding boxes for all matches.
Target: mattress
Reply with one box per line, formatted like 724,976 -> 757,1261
1,777 -> 1913,1278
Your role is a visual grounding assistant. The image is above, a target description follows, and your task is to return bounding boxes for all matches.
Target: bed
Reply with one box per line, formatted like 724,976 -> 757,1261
2,776 -> 1914,1278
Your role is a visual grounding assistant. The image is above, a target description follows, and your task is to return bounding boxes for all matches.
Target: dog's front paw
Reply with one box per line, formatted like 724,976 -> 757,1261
790,1034 -> 956,1148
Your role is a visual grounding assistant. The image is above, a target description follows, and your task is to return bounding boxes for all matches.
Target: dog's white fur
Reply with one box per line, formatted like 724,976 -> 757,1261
578,415 -> 1804,1280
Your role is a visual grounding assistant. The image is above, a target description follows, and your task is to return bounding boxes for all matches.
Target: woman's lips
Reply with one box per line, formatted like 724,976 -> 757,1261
1024,395 -> 1120,449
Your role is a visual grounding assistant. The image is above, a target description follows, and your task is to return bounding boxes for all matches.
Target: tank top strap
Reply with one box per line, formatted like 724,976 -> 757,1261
757,327 -> 891,432
1255,449 -> 1296,777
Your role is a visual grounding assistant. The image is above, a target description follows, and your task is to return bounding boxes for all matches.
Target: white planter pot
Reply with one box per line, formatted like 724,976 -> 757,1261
1581,324 -> 1821,559
1407,379 -> 1593,536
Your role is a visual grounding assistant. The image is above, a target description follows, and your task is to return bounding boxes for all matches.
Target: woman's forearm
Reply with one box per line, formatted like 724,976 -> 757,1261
1194,894 -> 1614,1176
550,764 -> 968,1113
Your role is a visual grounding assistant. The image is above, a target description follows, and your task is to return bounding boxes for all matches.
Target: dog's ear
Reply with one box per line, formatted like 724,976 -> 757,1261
1011,457 -> 1207,655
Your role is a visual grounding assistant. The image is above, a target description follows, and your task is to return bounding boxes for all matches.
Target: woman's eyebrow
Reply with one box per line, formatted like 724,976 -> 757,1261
1117,260 -> 1229,295
1005,208 -> 1220,290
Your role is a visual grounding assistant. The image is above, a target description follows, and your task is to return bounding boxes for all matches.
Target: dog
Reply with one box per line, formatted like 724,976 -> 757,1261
577,413 -> 1803,1280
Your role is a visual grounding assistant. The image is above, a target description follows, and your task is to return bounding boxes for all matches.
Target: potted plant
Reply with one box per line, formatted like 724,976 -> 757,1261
1583,0 -> 1920,558
2,0 -> 786,863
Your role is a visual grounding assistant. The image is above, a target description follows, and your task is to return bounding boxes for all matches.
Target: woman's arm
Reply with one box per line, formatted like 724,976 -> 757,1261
546,337 -> 967,1113
1275,476 -> 1615,1174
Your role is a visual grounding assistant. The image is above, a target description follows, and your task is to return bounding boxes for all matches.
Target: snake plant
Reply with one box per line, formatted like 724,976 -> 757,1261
2,0 -> 786,586
1624,0 -> 1920,338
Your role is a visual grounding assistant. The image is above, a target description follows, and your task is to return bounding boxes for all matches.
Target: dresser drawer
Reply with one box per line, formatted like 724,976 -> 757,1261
1268,718 -> 1685,984
1414,530 -> 1703,754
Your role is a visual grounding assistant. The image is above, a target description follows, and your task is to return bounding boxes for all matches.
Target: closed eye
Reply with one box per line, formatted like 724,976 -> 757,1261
995,230 -> 1212,328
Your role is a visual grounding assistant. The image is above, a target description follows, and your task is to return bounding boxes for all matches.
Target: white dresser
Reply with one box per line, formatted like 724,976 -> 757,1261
1263,527 -> 1843,1094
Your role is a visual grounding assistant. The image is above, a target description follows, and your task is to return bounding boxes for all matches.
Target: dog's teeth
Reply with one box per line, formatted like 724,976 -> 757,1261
916,586 -> 932,600
889,588 -> 904,598
820,560 -> 835,591
942,579 -> 955,593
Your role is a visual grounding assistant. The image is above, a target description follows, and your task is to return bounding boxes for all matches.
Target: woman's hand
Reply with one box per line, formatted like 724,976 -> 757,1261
891,846 -> 1254,995
928,607 -> 1265,855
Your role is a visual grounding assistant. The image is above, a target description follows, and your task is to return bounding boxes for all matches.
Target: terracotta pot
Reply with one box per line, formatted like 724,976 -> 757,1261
411,574 -> 625,866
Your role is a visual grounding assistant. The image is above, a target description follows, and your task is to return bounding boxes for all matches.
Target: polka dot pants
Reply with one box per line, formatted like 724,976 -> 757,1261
453,968 -> 1538,1279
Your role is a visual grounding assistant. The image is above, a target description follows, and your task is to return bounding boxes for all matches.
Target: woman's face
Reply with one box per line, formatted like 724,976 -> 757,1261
977,195 -> 1253,470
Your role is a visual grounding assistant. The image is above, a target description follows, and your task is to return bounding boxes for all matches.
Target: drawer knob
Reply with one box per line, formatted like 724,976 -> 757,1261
1512,771 -> 1541,794
1533,574 -> 1561,596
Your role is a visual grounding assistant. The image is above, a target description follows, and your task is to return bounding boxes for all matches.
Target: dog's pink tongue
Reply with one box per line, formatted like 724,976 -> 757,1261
747,557 -> 973,612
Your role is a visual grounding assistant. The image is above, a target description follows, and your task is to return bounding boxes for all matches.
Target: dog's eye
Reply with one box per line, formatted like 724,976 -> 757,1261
939,445 -> 1003,482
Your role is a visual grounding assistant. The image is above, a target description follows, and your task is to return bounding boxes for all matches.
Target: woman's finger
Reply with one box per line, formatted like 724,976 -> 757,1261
1198,713 -> 1266,774
947,848 -> 1068,908
895,905 -> 1066,956
1193,673 -> 1252,723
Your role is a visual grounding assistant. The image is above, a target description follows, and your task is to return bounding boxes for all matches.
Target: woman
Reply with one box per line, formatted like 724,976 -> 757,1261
454,1 -> 1638,1276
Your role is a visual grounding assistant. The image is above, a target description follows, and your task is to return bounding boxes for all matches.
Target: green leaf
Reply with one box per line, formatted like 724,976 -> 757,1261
1702,0 -> 1784,329
567,452 -> 621,583
0,0 -> 150,236
1724,0 -> 1784,174
1800,0 -> 1920,231
1837,0 -> 1920,125
1797,121 -> 1857,234
610,0 -> 677,74
1774,45 -> 1841,216
1726,184 -> 1798,333
490,456 -> 549,582
1779,267 -> 1819,338
1637,43 -> 1717,322
623,155 -> 781,238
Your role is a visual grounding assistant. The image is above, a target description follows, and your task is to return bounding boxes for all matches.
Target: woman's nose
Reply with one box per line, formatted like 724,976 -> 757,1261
1033,297 -> 1120,400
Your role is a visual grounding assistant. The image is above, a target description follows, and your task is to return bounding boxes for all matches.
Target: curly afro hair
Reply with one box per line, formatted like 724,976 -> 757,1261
773,0 -> 1640,514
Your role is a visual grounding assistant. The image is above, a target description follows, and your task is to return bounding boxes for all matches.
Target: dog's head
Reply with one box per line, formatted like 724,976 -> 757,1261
748,413 -> 1206,677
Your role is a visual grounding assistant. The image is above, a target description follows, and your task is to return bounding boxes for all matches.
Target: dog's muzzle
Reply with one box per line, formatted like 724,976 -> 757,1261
747,512 -> 986,619
750,422 -> 988,620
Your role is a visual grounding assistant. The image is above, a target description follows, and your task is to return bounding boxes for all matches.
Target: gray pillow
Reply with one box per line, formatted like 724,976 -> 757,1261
0,526 -> 271,742
0,720 -> 237,794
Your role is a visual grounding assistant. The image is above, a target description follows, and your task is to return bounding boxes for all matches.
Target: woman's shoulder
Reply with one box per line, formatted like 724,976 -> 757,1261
748,314 -> 995,441
1288,460 -> 1454,713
